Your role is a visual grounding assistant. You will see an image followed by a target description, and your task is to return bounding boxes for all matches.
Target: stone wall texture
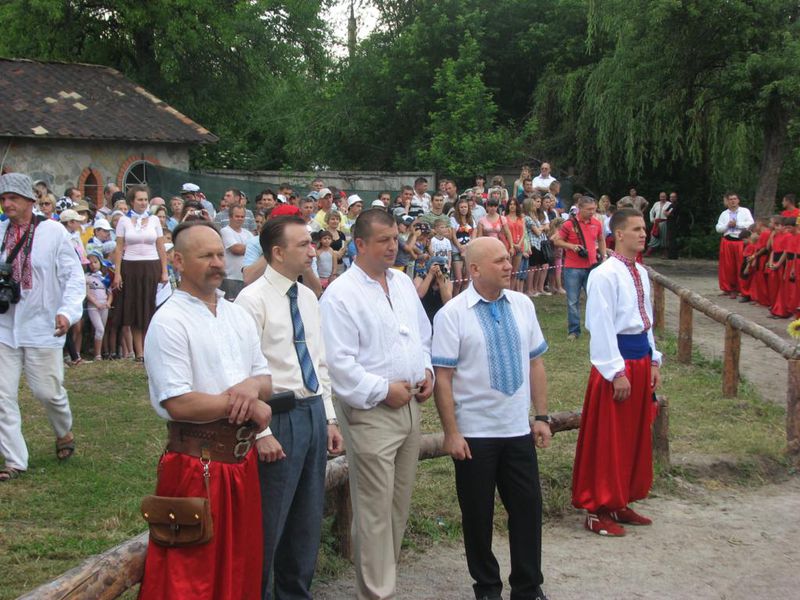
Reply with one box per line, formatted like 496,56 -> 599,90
0,137 -> 189,195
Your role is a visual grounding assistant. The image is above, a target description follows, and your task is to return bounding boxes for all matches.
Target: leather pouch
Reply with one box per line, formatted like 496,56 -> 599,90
141,494 -> 213,547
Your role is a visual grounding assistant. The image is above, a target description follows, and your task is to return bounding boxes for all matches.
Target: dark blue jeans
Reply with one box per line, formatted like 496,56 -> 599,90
259,396 -> 327,600
563,267 -> 591,336
454,435 -> 543,600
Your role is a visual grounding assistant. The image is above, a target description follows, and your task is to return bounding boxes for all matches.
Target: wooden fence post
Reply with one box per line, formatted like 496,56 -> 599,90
722,321 -> 741,397
653,280 -> 665,333
787,359 -> 800,461
652,396 -> 670,467
677,297 -> 693,364
331,480 -> 353,560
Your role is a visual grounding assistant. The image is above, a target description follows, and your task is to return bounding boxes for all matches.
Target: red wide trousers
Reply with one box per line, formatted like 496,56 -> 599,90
138,450 -> 263,600
718,237 -> 744,293
572,358 -> 655,513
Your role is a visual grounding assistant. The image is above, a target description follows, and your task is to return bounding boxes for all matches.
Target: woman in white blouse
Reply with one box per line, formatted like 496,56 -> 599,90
112,185 -> 167,361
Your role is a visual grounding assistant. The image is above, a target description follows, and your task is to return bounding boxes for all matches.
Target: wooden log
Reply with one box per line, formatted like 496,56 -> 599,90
549,410 -> 582,434
331,478 -> 353,559
652,280 -> 665,333
324,455 -> 350,491
418,431 -> 446,459
723,321 -> 741,397
787,359 -> 800,460
677,297 -> 693,364
18,532 -> 148,600
652,396 -> 670,467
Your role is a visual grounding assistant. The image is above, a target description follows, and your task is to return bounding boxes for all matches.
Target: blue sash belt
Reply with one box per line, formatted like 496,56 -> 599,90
617,333 -> 651,360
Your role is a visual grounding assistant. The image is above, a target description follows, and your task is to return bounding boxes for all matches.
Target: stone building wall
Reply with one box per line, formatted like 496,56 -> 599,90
0,137 -> 189,195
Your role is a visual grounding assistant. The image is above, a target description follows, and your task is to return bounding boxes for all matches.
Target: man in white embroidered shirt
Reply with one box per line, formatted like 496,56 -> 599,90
571,208 -> 663,538
0,173 -> 84,482
432,237 -> 551,600
321,209 -> 434,600
235,215 -> 343,600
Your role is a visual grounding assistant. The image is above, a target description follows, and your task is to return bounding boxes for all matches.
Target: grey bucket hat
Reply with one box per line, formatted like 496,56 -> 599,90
0,173 -> 36,201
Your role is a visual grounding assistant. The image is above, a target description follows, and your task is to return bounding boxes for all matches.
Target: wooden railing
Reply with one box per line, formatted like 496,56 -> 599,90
647,265 -> 800,457
17,407 -> 670,599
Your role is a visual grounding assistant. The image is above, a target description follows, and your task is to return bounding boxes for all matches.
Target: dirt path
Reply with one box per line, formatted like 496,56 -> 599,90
648,257 -> 792,405
314,260 -> 799,599
314,478 -> 800,599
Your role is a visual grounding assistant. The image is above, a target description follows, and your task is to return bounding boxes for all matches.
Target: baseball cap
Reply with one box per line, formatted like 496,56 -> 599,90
59,209 -> 86,223
0,173 -> 36,201
93,219 -> 113,231
371,200 -> 386,208
269,204 -> 302,218
318,188 -> 333,198
180,183 -> 201,194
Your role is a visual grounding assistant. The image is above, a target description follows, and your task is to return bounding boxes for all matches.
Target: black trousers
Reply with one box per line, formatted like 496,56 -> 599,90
454,435 -> 544,600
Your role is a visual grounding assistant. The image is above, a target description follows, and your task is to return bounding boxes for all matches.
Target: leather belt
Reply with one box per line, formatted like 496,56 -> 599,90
723,235 -> 743,242
166,419 -> 256,464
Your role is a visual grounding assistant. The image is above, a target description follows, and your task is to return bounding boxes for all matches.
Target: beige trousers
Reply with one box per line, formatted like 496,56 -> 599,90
336,399 -> 421,600
0,344 -> 73,470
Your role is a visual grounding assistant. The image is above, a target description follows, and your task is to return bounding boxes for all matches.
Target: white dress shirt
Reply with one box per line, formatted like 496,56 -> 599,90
0,218 -> 85,349
235,265 -> 336,435
143,289 -> 270,420
586,254 -> 663,381
413,191 -> 431,213
321,262 -> 432,410
432,284 -> 548,438
532,174 -> 556,191
649,201 -> 672,221
715,207 -> 754,238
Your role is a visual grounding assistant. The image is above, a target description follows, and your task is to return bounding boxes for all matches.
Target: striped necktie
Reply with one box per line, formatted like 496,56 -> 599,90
287,283 -> 319,393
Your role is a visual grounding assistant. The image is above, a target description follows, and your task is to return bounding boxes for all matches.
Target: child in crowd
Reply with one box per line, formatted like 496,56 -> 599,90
315,230 -> 345,290
156,243 -> 177,307
413,223 -> 431,279
429,218 -> 452,280
766,217 -> 791,317
771,218 -> 799,318
737,230 -> 755,303
61,209 -> 88,363
547,216 -> 567,294
395,215 -> 420,273
753,217 -> 776,306
86,251 -> 111,361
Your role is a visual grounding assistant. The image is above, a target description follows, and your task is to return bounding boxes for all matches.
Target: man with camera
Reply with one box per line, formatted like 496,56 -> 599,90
553,196 -> 607,341
0,173 -> 85,482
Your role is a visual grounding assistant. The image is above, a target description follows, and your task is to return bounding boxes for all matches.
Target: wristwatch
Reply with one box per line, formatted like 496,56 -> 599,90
327,418 -> 339,426
534,414 -> 552,424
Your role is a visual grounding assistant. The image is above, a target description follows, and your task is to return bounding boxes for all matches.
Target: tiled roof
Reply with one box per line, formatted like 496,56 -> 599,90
0,58 -> 218,144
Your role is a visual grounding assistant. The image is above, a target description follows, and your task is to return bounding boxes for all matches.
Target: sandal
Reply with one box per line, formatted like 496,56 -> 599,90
0,467 -> 24,482
56,434 -> 76,461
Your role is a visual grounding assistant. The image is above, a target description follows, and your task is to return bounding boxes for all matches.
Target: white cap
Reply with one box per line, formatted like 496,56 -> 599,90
371,199 -> 385,208
347,194 -> 363,208
93,218 -> 113,231
180,183 -> 200,194
276,194 -> 287,204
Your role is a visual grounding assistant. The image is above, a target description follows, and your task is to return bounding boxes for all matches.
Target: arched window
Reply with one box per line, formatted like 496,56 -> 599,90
123,160 -> 153,190
78,167 -> 103,206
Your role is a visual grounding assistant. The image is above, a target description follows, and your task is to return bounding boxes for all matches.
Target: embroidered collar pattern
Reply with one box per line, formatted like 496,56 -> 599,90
610,251 -> 651,331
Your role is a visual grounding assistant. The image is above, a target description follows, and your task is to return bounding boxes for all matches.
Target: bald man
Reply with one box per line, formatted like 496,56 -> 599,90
139,221 -> 273,600
432,237 -> 551,600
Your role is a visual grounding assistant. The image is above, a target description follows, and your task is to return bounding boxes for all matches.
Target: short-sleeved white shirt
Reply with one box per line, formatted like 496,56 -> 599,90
143,289 -> 270,420
116,215 -> 163,261
432,284 -> 548,438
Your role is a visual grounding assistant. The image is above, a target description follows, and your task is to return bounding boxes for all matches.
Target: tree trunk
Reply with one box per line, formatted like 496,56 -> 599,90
754,96 -> 789,218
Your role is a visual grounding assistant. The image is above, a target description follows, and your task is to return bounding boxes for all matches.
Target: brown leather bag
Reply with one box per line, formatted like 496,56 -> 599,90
141,452 -> 213,547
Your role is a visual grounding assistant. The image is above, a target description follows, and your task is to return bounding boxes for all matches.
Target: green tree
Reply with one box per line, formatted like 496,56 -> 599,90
418,35 -> 512,176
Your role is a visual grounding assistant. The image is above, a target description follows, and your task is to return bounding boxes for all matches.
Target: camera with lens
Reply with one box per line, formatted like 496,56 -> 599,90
576,246 -> 589,259
0,262 -> 21,314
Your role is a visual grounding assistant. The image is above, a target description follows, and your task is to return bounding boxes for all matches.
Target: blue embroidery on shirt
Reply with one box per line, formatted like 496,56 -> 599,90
474,298 -> 523,395
432,356 -> 458,367
529,340 -> 549,360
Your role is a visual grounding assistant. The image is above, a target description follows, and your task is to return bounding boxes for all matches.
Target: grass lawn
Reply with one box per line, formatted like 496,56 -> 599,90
0,293 -> 790,598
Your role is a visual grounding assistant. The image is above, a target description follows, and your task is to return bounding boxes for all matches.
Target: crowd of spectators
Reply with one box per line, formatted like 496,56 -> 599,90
2,164 -> 685,362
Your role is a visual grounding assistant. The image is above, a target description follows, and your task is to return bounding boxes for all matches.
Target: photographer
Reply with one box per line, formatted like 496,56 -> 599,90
0,174 -> 85,482
553,196 -> 606,341
414,256 -> 453,323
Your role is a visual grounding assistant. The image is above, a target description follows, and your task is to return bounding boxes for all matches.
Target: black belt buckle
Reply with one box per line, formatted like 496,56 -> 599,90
268,391 -> 297,415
